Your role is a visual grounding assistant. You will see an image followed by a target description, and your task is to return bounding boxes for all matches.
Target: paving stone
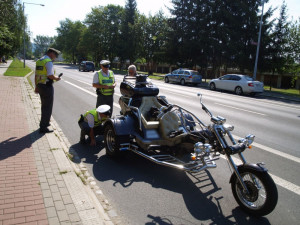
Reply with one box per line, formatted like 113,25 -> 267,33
46,206 -> 57,218
57,209 -> 69,222
47,178 -> 56,186
65,204 -> 77,214
48,217 -> 60,225
62,195 -> 73,205
42,190 -> 52,198
69,213 -> 81,223
54,200 -> 65,211
43,197 -> 54,208
52,192 -> 62,202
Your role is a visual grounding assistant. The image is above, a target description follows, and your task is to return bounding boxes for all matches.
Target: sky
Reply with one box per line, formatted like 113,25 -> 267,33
23,0 -> 300,42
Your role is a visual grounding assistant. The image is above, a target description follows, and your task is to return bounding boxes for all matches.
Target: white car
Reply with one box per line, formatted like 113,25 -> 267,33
209,74 -> 264,95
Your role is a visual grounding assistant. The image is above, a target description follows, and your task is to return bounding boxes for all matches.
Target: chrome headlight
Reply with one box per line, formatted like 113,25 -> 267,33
194,142 -> 212,156
245,134 -> 255,145
194,142 -> 204,155
223,123 -> 234,131
238,134 -> 255,147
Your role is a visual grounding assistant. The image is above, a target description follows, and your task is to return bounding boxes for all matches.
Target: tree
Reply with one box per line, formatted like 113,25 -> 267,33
137,12 -> 168,74
0,0 -> 29,57
84,5 -> 124,66
55,19 -> 86,64
33,35 -> 55,58
267,1 -> 290,89
120,0 -> 137,64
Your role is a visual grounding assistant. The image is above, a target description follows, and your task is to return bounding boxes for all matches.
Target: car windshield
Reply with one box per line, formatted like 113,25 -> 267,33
86,62 -> 94,66
244,76 -> 254,81
190,71 -> 200,75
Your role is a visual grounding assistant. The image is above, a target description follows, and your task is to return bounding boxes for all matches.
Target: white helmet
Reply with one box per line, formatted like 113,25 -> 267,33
96,105 -> 110,114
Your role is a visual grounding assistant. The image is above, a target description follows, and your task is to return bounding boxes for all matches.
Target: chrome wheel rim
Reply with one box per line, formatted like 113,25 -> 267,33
235,173 -> 267,210
106,129 -> 115,153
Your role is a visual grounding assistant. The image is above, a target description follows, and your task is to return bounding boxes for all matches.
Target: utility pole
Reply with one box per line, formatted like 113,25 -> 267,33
253,0 -> 265,80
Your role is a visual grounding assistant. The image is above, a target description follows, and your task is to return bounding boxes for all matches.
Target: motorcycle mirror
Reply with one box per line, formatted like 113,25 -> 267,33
197,93 -> 203,103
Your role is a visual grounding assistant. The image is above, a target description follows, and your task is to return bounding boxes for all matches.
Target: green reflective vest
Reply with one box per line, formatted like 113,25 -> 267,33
35,57 -> 52,84
83,109 -> 105,127
98,70 -> 114,95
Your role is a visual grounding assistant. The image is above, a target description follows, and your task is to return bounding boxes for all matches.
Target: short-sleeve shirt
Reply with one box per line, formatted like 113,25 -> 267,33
41,55 -> 54,76
93,69 -> 115,84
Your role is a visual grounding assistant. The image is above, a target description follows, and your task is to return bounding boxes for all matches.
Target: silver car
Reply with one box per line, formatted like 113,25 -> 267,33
165,69 -> 202,86
209,74 -> 264,95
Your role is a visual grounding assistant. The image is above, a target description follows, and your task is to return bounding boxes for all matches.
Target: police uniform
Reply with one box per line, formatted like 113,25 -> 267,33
93,60 -> 115,116
78,105 -> 110,143
35,48 -> 60,132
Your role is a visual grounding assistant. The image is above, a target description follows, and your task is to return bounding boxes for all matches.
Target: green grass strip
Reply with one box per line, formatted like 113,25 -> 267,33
4,58 -> 32,77
264,85 -> 300,98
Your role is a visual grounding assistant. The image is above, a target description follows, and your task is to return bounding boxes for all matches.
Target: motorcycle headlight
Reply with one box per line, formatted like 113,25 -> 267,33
194,142 -> 204,155
246,134 -> 255,145
223,124 -> 234,131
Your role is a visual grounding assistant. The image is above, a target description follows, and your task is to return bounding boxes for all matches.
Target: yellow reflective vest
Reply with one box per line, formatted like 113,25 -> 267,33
35,57 -> 52,84
98,70 -> 114,95
83,109 -> 105,127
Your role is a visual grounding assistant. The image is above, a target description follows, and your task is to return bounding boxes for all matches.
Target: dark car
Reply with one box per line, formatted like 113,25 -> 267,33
165,69 -> 202,86
79,61 -> 95,72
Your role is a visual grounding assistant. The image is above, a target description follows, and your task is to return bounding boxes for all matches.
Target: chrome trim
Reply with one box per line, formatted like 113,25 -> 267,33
121,143 -> 217,172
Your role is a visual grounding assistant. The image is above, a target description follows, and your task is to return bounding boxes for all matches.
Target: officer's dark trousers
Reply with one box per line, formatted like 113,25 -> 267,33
96,93 -> 113,117
78,121 -> 103,138
37,83 -> 54,129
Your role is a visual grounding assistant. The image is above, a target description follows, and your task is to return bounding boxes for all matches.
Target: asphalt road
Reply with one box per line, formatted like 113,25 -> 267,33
27,61 -> 300,225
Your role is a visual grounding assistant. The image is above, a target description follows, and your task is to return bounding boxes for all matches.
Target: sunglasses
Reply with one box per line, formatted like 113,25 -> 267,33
102,64 -> 110,68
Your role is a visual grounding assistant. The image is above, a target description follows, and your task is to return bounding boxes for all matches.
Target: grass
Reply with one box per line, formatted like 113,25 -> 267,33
4,58 -> 32,77
264,85 -> 300,98
59,170 -> 68,175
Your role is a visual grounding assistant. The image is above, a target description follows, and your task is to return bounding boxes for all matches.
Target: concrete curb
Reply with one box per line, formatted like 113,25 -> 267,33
22,74 -> 121,224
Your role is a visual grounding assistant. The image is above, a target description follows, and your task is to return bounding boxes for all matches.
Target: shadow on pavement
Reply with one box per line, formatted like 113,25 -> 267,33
0,129 -> 44,161
70,136 -> 271,225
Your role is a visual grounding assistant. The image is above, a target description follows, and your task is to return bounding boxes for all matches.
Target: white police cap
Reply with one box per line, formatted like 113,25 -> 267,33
100,60 -> 111,65
96,104 -> 111,113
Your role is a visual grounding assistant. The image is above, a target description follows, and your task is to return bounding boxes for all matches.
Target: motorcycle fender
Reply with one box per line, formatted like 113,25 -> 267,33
229,163 -> 268,183
103,116 -> 136,136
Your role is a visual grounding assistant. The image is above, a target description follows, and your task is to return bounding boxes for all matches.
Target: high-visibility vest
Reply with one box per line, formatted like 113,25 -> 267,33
35,57 -> 52,84
83,109 -> 105,127
98,70 -> 114,95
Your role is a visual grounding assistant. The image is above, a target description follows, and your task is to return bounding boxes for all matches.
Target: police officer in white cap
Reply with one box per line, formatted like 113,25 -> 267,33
92,60 -> 116,117
78,105 -> 111,146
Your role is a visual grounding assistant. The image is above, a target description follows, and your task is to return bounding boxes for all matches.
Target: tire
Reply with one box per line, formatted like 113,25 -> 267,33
210,82 -> 216,90
165,77 -> 169,83
104,124 -> 121,157
180,79 -> 185,85
235,86 -> 243,95
231,168 -> 278,216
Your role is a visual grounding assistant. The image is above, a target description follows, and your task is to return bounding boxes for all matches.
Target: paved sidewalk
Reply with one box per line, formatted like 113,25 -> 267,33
0,62 -> 115,225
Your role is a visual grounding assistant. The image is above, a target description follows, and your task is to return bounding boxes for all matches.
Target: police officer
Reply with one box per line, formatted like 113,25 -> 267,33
78,105 -> 110,146
92,60 -> 116,117
35,48 -> 61,133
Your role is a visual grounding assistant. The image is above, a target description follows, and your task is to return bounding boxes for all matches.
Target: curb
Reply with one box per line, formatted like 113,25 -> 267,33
23,73 -> 122,224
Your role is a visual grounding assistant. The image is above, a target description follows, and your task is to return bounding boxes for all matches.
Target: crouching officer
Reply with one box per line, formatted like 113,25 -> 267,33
78,105 -> 110,146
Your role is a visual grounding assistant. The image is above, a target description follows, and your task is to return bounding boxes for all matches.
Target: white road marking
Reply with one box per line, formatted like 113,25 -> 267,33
63,79 -> 300,195
63,80 -> 120,107
231,134 -> 300,164
214,102 -> 266,116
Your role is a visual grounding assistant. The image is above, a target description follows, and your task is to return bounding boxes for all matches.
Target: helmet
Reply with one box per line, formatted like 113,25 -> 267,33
96,105 -> 111,114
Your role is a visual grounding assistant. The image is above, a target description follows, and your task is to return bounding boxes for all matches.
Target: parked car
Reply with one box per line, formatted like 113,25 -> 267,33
165,69 -> 202,86
209,74 -> 264,95
79,61 -> 95,72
